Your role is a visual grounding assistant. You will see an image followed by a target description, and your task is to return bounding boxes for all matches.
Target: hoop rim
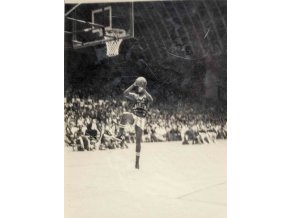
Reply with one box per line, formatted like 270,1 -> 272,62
104,28 -> 126,39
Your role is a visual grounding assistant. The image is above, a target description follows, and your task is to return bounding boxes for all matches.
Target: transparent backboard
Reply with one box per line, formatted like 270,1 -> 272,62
65,2 -> 134,49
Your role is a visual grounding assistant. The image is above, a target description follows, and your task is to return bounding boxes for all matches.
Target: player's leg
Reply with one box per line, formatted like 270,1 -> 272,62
135,125 -> 142,169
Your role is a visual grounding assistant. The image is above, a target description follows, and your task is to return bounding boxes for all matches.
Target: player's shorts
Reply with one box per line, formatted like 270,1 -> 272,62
133,114 -> 146,130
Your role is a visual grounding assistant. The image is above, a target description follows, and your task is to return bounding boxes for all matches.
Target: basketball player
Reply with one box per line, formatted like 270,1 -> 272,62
116,77 -> 153,169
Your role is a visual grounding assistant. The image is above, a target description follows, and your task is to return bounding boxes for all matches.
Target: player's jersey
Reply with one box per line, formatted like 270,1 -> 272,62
125,92 -> 150,118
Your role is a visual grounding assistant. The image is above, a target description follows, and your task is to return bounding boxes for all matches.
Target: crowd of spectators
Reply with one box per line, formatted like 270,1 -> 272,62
64,87 -> 227,151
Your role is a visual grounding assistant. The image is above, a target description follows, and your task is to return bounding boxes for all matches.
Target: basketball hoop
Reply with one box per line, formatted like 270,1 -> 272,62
104,28 -> 126,57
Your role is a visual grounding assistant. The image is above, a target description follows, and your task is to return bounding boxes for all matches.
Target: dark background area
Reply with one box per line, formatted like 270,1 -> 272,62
64,0 -> 227,105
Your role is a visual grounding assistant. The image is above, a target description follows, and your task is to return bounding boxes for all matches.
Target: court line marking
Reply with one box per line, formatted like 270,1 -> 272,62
180,198 -> 226,206
176,181 -> 226,199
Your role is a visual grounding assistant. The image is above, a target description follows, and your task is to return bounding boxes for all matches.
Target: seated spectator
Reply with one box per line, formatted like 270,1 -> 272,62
170,124 -> 181,141
143,125 -> 151,142
75,130 -> 93,151
65,121 -> 79,149
217,124 -> 227,139
207,124 -> 217,143
176,125 -> 182,141
77,116 -> 85,128
150,125 -> 158,142
155,125 -> 167,142
65,122 -> 75,147
182,126 -> 191,145
84,116 -> 91,126
192,125 -> 200,144
64,87 -> 227,149
87,119 -> 100,139
198,122 -> 210,144
165,125 -> 171,141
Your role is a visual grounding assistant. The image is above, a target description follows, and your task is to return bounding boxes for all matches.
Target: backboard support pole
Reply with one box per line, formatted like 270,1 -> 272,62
65,3 -> 81,17
132,1 -> 134,37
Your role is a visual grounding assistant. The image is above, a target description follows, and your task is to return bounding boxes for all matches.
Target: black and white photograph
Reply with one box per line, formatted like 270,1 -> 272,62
64,0 -> 227,217
3,0 -> 290,218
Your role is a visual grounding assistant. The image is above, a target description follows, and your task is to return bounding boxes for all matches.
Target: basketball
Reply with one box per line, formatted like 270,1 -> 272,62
135,77 -> 147,88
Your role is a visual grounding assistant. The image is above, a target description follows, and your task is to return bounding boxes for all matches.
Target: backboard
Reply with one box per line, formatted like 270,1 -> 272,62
65,1 -> 134,49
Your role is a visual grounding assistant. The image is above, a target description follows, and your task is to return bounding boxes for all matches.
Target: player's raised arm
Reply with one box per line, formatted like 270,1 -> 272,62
123,82 -> 137,101
144,89 -> 153,103
123,82 -> 136,96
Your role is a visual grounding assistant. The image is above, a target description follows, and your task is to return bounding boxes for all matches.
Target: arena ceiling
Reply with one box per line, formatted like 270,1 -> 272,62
65,1 -> 226,61
65,0 -> 227,100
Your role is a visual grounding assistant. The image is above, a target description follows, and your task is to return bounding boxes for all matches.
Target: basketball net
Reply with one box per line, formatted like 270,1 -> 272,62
104,28 -> 126,57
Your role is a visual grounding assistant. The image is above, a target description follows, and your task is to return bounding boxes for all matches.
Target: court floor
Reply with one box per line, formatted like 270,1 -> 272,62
65,140 -> 227,218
